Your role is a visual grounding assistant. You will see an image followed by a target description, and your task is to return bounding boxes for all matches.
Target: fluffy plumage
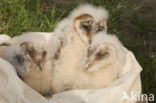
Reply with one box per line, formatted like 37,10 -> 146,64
50,5 -> 118,93
0,38 -> 54,96
51,32 -> 126,93
54,4 -> 109,44
0,4 -> 110,97
82,32 -> 126,73
51,3 -> 109,64
0,23 -> 63,97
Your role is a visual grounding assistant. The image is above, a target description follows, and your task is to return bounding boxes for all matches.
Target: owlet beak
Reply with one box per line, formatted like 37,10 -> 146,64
37,63 -> 43,71
35,57 -> 43,71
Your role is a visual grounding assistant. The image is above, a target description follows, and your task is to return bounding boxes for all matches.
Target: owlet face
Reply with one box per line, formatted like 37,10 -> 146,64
0,42 -> 47,79
73,14 -> 107,43
20,42 -> 47,71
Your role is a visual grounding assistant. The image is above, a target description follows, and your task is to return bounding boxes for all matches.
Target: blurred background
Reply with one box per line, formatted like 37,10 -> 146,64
0,0 -> 156,100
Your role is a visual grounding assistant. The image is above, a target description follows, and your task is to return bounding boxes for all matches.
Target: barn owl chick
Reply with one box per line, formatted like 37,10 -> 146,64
51,4 -> 109,64
50,5 -> 113,93
0,41 -> 53,97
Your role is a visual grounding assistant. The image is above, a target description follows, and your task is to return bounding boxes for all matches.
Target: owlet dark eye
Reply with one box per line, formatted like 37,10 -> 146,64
96,51 -> 109,60
28,50 -> 33,54
82,24 -> 91,33
15,54 -> 25,64
81,19 -> 93,33
26,49 -> 34,58
98,26 -> 104,31
42,51 -> 47,57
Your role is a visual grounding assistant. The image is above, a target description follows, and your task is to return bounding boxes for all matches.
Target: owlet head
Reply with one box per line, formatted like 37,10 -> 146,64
20,42 -> 47,71
0,41 -> 47,78
71,4 -> 109,43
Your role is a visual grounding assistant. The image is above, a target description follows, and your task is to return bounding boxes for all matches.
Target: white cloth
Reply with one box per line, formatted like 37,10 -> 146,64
0,34 -> 11,43
0,35 -> 142,103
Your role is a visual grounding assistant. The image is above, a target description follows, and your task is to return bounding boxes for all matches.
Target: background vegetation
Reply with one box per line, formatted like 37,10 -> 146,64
0,0 -> 155,102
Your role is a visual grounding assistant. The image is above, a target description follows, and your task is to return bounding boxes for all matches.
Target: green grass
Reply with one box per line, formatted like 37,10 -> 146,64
0,0 -> 66,37
0,0 -> 156,101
